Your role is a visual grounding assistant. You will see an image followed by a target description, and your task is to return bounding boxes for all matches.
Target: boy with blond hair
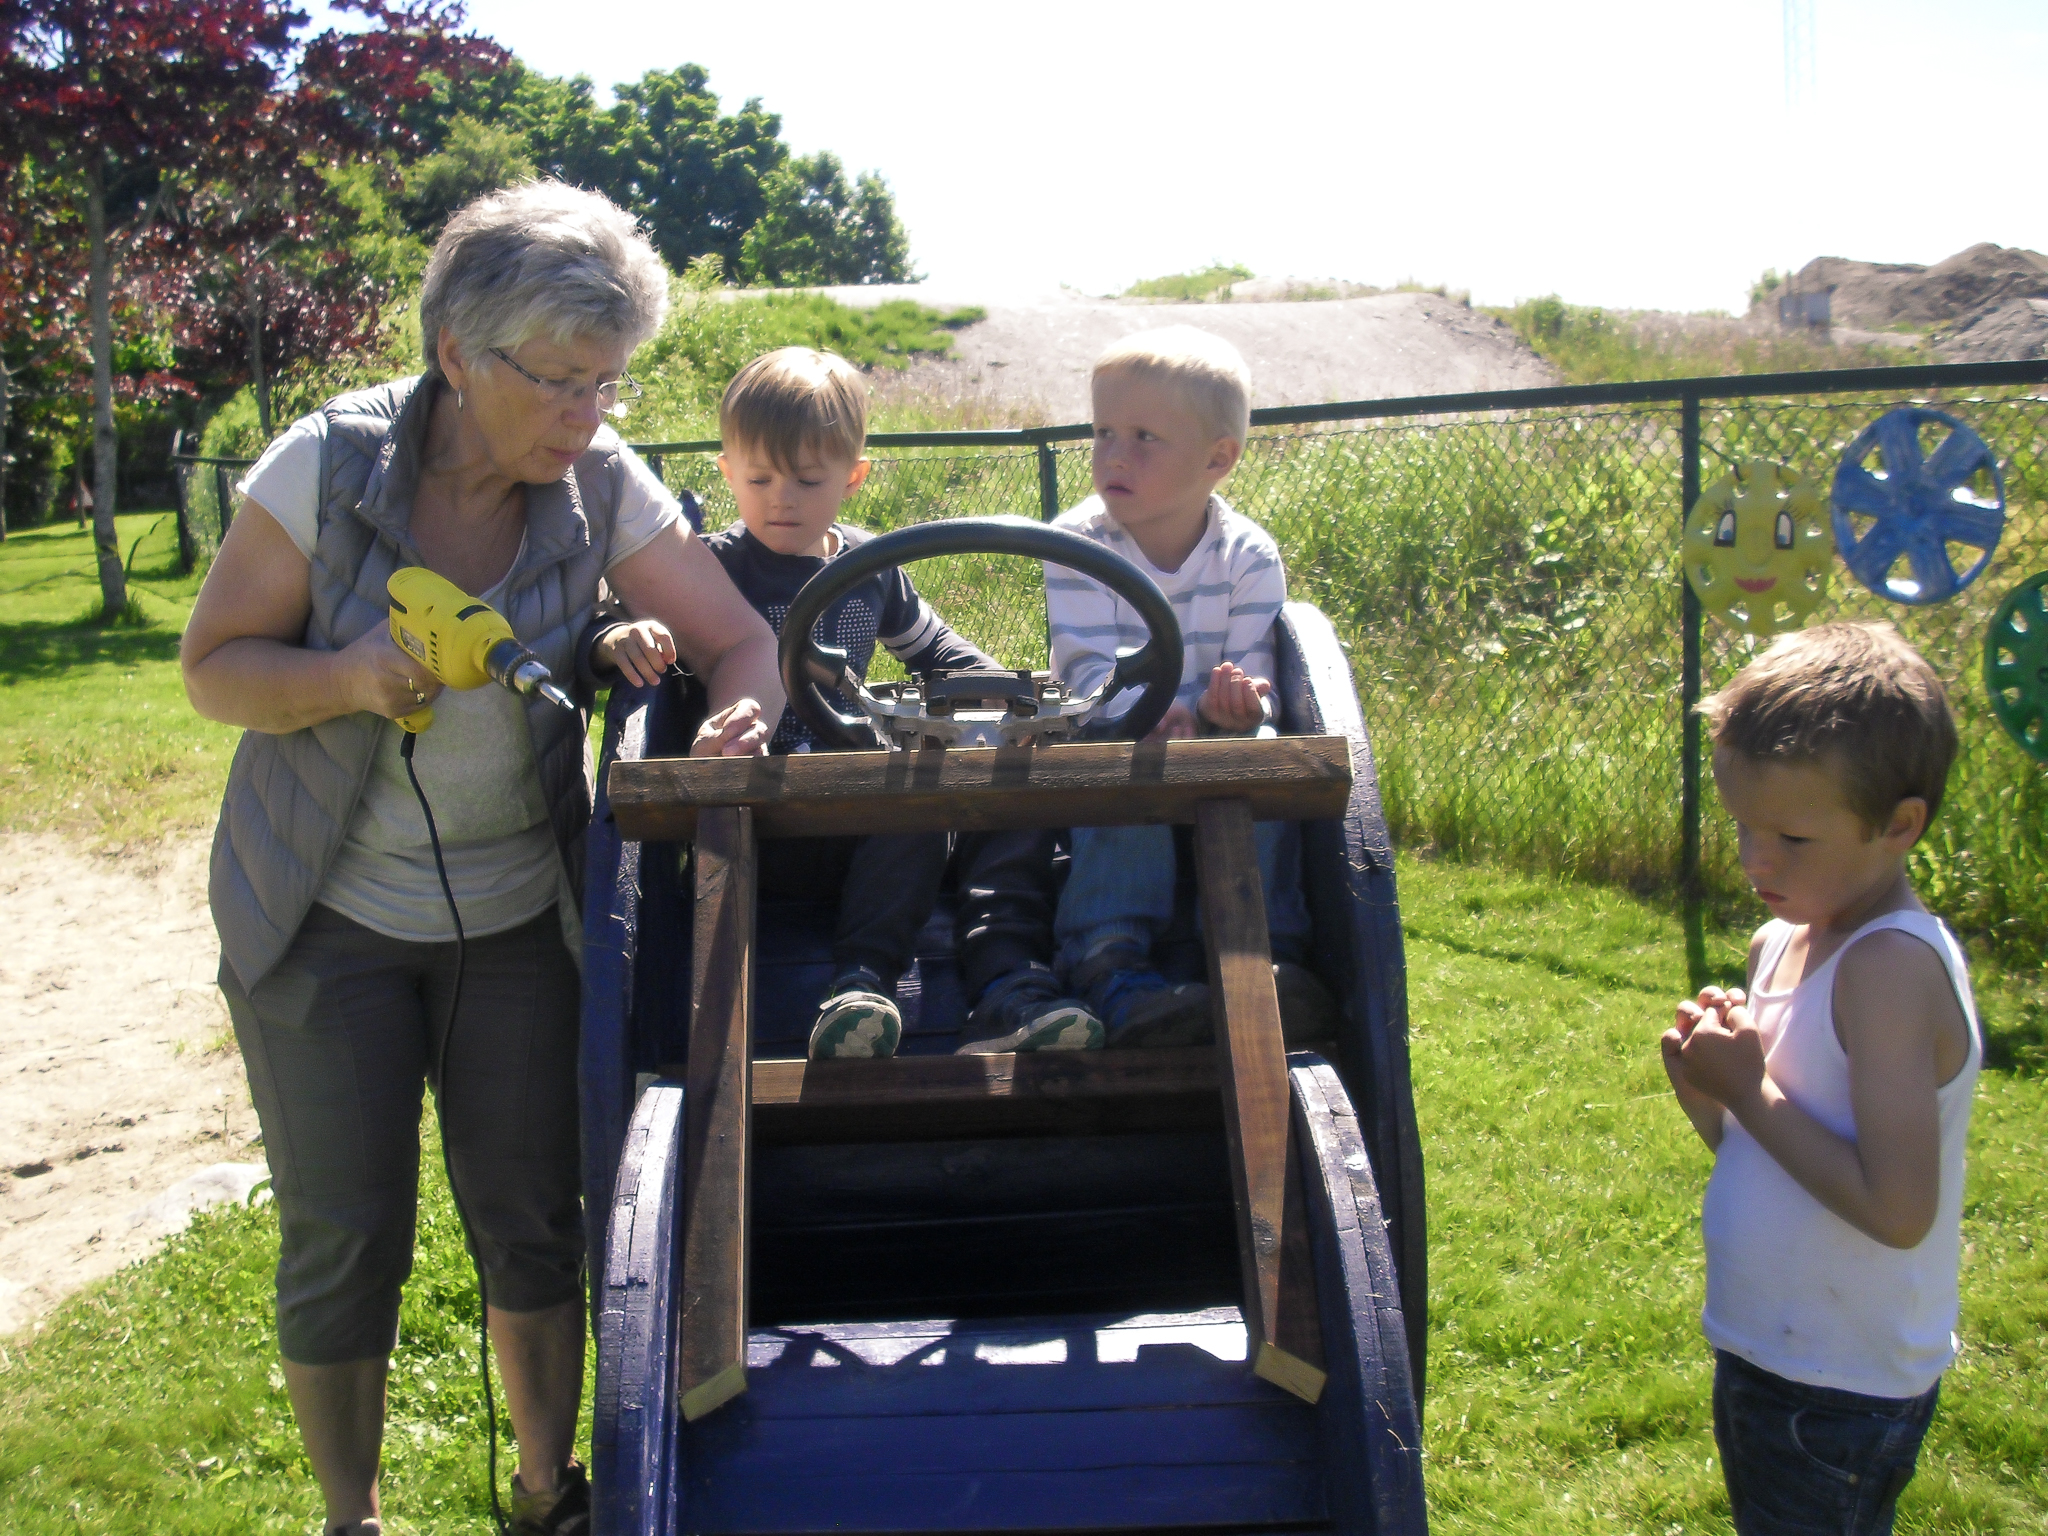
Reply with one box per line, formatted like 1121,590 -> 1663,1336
1663,621 -> 1980,1536
696,347 -> 1101,1057
1045,326 -> 1328,1044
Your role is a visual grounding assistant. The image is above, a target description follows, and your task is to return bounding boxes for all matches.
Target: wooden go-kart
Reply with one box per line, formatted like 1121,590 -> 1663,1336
577,519 -> 1428,1536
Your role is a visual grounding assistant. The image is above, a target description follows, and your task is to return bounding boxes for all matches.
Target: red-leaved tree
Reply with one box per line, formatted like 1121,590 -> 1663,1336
0,0 -> 504,613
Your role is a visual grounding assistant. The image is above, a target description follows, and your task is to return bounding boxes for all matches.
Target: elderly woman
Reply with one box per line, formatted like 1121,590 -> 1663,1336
181,182 -> 780,1536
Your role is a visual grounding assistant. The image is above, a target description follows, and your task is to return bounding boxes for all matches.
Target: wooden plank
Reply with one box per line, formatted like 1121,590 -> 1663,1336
609,735 -> 1351,841
1194,797 -> 1327,1405
678,806 -> 754,1422
746,1048 -> 1221,1144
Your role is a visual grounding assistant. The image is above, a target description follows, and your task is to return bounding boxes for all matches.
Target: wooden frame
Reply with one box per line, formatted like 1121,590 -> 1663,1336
609,736 -> 1352,841
654,739 -> 1348,1416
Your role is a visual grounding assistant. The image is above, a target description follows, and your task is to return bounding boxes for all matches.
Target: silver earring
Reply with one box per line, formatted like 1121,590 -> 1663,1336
457,388 -> 465,411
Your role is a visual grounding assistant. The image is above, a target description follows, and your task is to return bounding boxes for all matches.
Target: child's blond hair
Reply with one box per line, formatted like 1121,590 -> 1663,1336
1093,325 -> 1252,444
719,347 -> 868,473
1699,621 -> 1958,833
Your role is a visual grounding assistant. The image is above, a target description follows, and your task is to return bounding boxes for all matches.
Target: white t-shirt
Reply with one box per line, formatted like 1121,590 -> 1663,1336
237,410 -> 682,942
1045,494 -> 1286,720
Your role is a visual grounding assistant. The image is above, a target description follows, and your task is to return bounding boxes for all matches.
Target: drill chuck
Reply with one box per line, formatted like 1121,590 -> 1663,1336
484,638 -> 577,712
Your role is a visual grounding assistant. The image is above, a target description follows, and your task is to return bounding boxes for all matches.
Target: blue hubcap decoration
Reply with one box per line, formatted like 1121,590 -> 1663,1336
1831,407 -> 2005,605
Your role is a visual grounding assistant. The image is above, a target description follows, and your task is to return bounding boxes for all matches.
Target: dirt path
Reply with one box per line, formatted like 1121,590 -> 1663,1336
800,284 -> 1561,422
0,831 -> 264,1340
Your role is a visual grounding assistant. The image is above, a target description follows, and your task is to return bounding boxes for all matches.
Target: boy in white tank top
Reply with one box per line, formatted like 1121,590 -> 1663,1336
1661,622 -> 1980,1536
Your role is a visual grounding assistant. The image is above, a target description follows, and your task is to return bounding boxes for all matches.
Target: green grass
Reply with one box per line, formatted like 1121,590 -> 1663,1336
1492,295 -> 1933,384
1402,859 -> 2047,1533
0,515 -> 243,845
1123,263 -> 1255,302
0,856 -> 2040,1532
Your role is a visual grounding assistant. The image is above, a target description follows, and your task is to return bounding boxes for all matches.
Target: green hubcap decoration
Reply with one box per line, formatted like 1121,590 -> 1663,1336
1985,570 -> 2048,762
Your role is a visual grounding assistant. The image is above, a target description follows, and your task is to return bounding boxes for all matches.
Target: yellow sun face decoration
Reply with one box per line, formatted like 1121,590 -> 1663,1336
1684,461 -> 1833,635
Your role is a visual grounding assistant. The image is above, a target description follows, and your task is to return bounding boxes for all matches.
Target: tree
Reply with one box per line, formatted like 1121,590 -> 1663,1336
0,0 -> 503,616
0,156 -> 89,541
739,153 -> 916,288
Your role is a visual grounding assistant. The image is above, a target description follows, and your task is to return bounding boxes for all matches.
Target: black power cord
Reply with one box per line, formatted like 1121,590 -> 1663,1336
401,730 -> 512,1536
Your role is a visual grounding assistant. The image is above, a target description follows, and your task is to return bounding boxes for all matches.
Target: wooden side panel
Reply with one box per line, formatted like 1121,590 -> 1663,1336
1275,604 -> 1428,1402
1196,797 -> 1326,1406
590,1081 -> 684,1536
1291,1056 -> 1427,1536
679,807 -> 755,1422
609,735 -> 1352,841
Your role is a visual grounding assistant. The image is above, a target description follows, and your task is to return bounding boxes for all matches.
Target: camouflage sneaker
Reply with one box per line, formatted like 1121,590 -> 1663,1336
957,964 -> 1104,1054
509,1460 -> 590,1535
808,967 -> 903,1060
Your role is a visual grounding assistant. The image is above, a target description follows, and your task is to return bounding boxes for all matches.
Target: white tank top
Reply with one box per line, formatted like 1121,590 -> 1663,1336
1700,909 -> 1980,1399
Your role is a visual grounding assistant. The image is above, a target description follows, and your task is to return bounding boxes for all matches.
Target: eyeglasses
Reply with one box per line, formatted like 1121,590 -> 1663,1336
489,348 -> 643,417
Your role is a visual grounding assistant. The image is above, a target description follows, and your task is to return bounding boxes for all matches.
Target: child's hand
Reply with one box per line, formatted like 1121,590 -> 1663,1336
1197,663 -> 1272,733
691,698 -> 772,757
1663,987 -> 1744,1149
1679,994 -> 1768,1112
596,619 -> 678,688
1145,701 -> 1201,741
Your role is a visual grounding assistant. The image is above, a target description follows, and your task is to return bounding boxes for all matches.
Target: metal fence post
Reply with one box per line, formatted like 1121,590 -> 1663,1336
172,462 -> 197,574
1036,440 -> 1059,522
1679,392 -> 1703,897
215,465 -> 236,536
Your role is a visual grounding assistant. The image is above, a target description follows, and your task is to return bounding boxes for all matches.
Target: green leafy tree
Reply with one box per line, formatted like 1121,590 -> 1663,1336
740,153 -> 915,287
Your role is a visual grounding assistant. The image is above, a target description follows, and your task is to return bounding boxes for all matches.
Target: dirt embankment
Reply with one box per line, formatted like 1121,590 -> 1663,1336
801,284 -> 1560,423
0,832 -> 263,1340
1755,242 -> 2048,362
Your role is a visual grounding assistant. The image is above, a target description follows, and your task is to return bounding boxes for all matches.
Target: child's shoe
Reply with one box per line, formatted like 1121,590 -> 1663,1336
808,967 -> 902,1059
509,1459 -> 590,1534
1073,942 -> 1212,1048
957,962 -> 1104,1054
1274,961 -> 1340,1045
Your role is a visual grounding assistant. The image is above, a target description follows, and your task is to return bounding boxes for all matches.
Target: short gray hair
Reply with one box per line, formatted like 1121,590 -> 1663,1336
418,181 -> 669,377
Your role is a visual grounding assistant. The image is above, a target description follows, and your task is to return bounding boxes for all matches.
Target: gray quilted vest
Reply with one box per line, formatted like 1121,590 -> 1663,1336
209,375 -> 624,989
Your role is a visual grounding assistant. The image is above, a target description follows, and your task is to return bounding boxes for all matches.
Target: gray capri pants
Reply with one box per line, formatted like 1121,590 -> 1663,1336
220,903 -> 584,1365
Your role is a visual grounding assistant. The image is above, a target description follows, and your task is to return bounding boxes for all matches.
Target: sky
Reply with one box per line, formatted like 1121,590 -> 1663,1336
324,0 -> 2048,313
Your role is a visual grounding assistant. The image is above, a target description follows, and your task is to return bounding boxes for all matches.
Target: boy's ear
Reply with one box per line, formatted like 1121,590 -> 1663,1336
841,457 -> 872,498
1207,436 -> 1245,478
715,452 -> 734,490
1883,795 -> 1929,850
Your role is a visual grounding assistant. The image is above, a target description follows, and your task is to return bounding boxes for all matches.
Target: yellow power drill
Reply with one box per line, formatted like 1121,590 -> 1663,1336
386,568 -> 576,733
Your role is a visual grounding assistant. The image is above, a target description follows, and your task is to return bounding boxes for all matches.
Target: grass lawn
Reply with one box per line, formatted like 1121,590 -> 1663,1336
0,516 -> 243,843
0,517 -> 2041,1531
0,853 -> 2039,1533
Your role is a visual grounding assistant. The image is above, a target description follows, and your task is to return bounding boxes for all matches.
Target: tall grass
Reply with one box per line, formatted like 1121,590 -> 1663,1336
1494,296 -> 1932,384
667,387 -> 2048,965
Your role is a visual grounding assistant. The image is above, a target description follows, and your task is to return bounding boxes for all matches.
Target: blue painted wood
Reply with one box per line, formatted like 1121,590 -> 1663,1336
1832,406 -> 2006,604
678,1309 -> 1324,1532
592,1081 -> 687,1536
1291,1057 -> 1428,1535
1274,604 -> 1427,1400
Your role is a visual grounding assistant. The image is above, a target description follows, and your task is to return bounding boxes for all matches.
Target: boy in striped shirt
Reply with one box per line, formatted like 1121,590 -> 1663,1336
1045,327 -> 1329,1045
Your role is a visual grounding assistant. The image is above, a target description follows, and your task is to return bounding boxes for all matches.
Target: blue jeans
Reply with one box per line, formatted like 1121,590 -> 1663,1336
1054,821 -> 1311,975
1712,1351 -> 1939,1536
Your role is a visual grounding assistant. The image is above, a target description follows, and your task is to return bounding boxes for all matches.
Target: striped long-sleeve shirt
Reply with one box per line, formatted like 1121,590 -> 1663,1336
1044,495 -> 1286,725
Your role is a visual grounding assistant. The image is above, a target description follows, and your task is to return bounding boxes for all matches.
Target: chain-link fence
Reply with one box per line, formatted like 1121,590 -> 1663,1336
171,360 -> 2048,959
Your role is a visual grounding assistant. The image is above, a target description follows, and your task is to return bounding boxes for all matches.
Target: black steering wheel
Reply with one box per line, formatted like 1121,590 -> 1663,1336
778,516 -> 1184,749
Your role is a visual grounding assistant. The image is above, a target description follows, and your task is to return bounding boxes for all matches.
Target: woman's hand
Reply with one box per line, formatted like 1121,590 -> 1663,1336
594,618 -> 678,688
339,626 -> 445,721
691,699 -> 772,757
